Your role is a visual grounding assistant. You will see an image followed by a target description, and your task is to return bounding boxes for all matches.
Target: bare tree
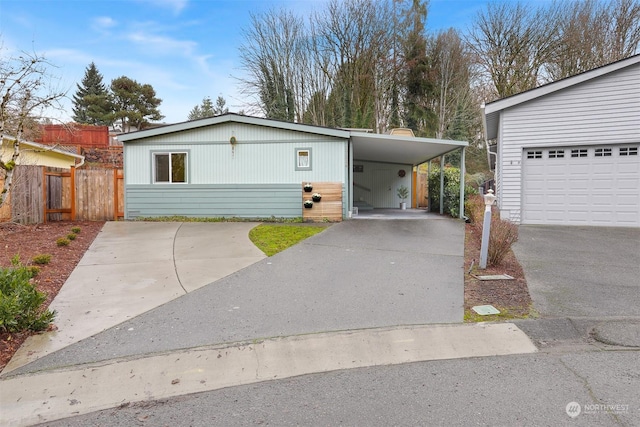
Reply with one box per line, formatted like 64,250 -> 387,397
238,8 -> 307,121
313,0 -> 393,131
549,0 -> 640,80
429,28 -> 475,140
466,2 -> 562,99
0,49 -> 66,208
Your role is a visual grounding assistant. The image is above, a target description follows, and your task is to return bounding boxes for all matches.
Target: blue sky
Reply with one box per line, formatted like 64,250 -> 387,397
1,0 -> 509,124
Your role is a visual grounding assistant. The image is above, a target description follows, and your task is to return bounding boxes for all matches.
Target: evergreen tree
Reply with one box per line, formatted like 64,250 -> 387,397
72,62 -> 111,125
110,76 -> 163,132
187,96 -> 228,120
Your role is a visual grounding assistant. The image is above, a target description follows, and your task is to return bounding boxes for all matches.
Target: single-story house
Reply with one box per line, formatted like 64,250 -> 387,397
118,114 -> 467,220
1,135 -> 85,169
483,54 -> 640,227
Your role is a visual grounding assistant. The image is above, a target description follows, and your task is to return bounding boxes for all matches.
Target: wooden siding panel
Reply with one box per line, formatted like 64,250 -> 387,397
301,182 -> 343,222
125,184 -> 304,219
498,62 -> 640,222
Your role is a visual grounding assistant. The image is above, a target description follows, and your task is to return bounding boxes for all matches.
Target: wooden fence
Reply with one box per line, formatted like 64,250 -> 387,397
0,165 -> 124,224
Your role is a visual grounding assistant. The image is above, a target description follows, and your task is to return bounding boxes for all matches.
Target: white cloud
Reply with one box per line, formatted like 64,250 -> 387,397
93,16 -> 117,32
126,31 -> 198,56
139,0 -> 188,14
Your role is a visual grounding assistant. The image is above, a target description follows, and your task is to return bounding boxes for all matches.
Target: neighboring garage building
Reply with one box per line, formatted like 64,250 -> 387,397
118,114 -> 467,220
483,54 -> 640,227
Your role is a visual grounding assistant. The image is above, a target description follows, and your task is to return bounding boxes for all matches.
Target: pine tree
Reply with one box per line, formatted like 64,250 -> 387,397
72,62 -> 112,125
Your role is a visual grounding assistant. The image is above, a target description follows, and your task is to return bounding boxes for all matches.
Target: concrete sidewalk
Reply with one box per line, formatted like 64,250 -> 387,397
0,323 -> 538,426
2,222 -> 265,374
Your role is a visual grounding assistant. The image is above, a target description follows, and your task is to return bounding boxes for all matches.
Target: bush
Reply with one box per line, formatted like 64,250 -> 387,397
464,194 -> 485,225
71,226 -> 81,234
32,254 -> 52,265
428,166 -> 478,217
487,217 -> 519,267
0,264 -> 56,332
67,233 -> 77,241
56,237 -> 70,247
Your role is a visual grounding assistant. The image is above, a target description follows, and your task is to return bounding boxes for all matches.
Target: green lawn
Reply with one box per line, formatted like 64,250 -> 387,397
249,224 -> 327,256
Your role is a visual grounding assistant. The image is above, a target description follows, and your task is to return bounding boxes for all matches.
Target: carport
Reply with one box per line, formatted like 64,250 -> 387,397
348,132 -> 468,218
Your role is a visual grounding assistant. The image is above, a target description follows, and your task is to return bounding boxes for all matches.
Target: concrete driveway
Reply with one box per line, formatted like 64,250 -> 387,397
512,225 -> 640,318
6,216 -> 465,375
3,221 -> 266,374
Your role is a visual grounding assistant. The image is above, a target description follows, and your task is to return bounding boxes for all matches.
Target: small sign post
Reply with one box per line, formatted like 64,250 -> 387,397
479,189 -> 496,269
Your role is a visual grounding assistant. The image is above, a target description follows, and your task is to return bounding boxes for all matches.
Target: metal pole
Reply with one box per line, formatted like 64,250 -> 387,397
459,147 -> 465,219
439,155 -> 445,215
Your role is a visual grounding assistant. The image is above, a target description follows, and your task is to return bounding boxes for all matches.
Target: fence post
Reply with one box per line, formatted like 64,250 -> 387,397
42,167 -> 47,224
70,166 -> 76,221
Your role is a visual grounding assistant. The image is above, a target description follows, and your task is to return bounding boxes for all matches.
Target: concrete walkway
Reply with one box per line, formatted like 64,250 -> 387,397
2,222 -> 265,374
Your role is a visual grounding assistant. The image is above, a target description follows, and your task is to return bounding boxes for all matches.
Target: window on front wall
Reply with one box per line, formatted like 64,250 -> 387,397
154,152 -> 187,183
295,148 -> 312,171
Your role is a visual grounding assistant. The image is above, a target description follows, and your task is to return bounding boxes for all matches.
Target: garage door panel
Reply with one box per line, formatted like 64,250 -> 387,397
522,144 -> 639,226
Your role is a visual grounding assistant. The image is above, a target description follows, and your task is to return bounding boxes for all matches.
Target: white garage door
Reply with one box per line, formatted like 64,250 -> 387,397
522,144 -> 640,226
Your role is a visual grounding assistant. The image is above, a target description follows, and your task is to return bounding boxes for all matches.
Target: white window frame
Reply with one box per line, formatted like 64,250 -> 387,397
295,148 -> 312,171
153,151 -> 188,184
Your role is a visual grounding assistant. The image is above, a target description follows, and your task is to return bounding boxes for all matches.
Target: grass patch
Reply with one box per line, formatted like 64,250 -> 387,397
136,216 -> 303,223
249,224 -> 327,256
464,305 -> 538,323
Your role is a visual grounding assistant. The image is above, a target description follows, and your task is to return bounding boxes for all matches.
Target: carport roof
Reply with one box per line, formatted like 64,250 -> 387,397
350,132 -> 467,165
118,113 -> 467,165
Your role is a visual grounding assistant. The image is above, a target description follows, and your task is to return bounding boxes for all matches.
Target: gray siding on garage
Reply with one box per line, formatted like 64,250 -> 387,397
125,184 -> 302,219
497,62 -> 640,223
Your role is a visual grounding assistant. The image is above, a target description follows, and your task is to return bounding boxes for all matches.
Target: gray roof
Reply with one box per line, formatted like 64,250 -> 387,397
119,113 -> 467,165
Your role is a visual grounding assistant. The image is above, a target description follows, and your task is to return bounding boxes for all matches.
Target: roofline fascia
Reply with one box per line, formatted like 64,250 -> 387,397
118,114 -> 351,142
2,134 -> 85,164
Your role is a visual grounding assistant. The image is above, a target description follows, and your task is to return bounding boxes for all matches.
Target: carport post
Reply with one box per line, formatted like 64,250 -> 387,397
479,189 -> 497,269
439,156 -> 445,214
459,147 -> 465,219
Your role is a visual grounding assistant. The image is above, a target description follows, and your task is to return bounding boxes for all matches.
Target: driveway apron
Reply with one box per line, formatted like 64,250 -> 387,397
512,225 -> 640,318
6,217 -> 465,375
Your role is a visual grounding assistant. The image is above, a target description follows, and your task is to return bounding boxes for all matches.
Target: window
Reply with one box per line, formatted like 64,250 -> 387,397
548,150 -> 564,158
527,150 -> 542,159
154,152 -> 187,183
295,148 -> 312,171
595,148 -> 612,157
620,147 -> 638,156
571,149 -> 588,158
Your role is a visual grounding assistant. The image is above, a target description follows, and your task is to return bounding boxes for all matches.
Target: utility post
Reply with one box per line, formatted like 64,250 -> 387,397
479,189 -> 497,269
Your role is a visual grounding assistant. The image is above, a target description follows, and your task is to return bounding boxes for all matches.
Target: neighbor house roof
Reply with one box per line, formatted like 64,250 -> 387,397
119,113 -> 467,166
1,135 -> 85,168
482,54 -> 640,141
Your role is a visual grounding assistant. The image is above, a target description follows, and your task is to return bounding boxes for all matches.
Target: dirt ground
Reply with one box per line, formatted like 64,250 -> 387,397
0,220 -> 532,371
0,221 -> 104,370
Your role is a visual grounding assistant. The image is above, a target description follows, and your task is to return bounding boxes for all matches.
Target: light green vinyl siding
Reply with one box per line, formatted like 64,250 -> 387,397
125,184 -> 302,219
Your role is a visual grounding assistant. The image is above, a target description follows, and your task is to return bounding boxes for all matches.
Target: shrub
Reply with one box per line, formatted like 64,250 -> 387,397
71,226 -> 81,234
487,217 -> 519,267
67,233 -> 77,241
428,166 -> 478,217
56,237 -> 70,247
32,254 -> 52,265
0,264 -> 56,332
464,194 -> 485,226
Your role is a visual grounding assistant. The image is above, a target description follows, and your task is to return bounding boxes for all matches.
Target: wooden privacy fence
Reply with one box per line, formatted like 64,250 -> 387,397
0,165 -> 124,224
302,182 -> 343,222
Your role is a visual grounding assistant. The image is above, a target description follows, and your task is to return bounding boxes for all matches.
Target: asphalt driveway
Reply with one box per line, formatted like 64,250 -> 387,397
512,225 -> 640,318
9,217 -> 465,375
